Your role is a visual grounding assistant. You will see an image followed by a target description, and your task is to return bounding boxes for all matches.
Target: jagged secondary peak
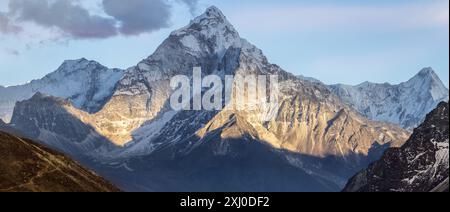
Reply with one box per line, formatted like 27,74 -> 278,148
329,67 -> 448,129
404,67 -> 448,101
62,57 -> 89,65
29,91 -> 50,100
407,67 -> 441,85
55,58 -> 107,75
26,92 -> 70,106
417,67 -> 437,77
0,56 -> 125,123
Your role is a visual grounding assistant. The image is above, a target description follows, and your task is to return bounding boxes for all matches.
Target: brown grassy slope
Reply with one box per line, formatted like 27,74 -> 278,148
0,130 -> 119,192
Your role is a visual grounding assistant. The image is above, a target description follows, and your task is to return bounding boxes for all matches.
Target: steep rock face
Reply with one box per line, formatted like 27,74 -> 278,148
0,130 -> 119,192
94,7 -> 409,191
1,115 -> 27,137
96,7 -> 244,145
329,69 -> 449,129
343,102 -> 449,192
104,6 -> 409,150
10,93 -> 117,156
0,59 -> 124,123
8,6 -> 411,191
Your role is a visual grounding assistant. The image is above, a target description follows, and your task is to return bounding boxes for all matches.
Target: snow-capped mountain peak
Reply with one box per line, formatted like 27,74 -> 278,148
329,67 -> 449,129
173,6 -> 233,34
117,6 -> 244,96
202,6 -> 227,20
407,68 -> 442,85
170,6 -> 241,56
53,58 -> 107,76
416,67 -> 437,77
47,58 -> 124,81
404,68 -> 448,102
0,59 -> 124,122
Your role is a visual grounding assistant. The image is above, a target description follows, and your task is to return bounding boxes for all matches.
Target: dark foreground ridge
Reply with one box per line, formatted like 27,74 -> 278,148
0,130 -> 119,192
343,102 -> 449,192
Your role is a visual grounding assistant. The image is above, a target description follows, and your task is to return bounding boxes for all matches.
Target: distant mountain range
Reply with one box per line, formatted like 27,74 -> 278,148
343,102 -> 449,192
298,68 -> 449,130
329,68 -> 448,130
0,6 -> 447,192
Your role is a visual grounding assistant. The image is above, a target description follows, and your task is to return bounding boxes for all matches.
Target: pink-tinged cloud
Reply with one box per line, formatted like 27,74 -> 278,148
231,1 -> 449,32
0,12 -> 22,34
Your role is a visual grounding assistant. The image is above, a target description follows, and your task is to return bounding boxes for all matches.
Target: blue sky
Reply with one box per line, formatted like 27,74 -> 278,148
0,0 -> 448,87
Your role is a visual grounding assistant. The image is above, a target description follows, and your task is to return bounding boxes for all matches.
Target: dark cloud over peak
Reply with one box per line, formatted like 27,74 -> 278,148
8,0 -> 117,39
102,0 -> 171,35
1,0 -> 201,39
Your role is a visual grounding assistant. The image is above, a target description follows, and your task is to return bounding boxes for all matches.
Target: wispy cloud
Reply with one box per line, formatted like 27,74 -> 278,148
102,0 -> 171,36
4,47 -> 19,56
232,1 -> 449,32
177,0 -> 199,15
